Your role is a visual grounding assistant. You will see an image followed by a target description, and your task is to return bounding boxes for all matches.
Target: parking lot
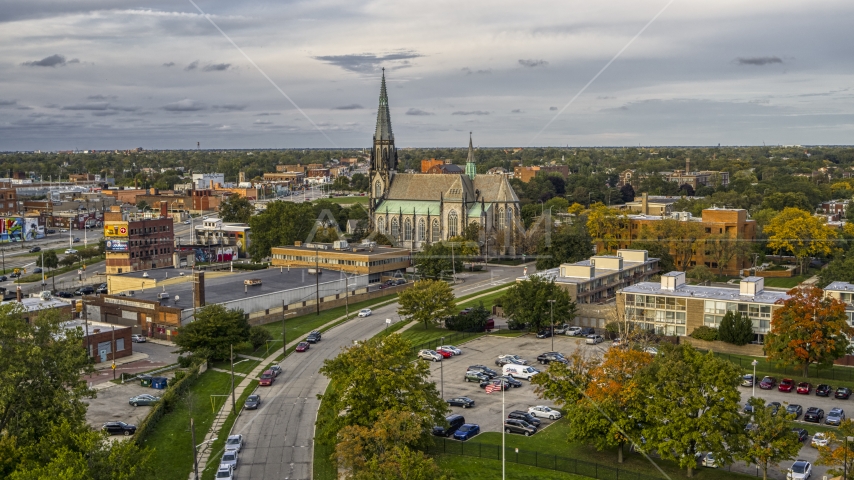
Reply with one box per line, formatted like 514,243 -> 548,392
84,371 -> 176,433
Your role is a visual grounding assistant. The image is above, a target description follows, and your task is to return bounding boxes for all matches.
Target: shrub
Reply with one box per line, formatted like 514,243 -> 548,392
177,355 -> 193,368
690,325 -> 719,341
249,325 -> 273,350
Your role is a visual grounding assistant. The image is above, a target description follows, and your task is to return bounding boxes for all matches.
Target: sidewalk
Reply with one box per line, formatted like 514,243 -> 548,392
92,352 -> 149,370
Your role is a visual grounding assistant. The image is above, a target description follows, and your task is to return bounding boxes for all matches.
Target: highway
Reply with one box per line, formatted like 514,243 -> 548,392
230,264 -> 531,480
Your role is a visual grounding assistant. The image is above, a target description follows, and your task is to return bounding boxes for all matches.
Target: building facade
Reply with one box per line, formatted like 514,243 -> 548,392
271,241 -> 410,282
104,210 -> 175,274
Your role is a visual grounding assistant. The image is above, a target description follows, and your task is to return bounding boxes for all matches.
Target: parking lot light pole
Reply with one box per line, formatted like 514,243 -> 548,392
751,359 -> 758,398
440,336 -> 444,400
548,300 -> 556,351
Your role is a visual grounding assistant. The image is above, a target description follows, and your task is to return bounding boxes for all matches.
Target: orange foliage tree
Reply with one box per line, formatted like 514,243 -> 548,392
764,286 -> 853,378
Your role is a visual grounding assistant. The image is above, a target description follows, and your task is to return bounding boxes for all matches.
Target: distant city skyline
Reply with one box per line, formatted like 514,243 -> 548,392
1,1 -> 853,150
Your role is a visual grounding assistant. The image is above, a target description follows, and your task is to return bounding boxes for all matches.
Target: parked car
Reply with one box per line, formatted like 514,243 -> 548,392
357,308 -> 372,317
786,404 -> 803,419
743,403 -> 754,414
433,414 -> 465,437
553,324 -> 570,334
786,460 -> 811,480
225,434 -> 244,453
759,376 -> 777,390
565,326 -> 583,336
797,382 -> 812,394
804,407 -> 824,423
585,335 -> 605,345
504,419 -> 537,436
792,428 -> 809,443
479,379 -> 510,391
536,329 -> 553,339
128,394 -> 160,407
528,405 -> 562,420
579,327 -> 595,336
215,464 -> 234,480
47,229 -> 56,234
812,432 -> 829,448
269,365 -> 282,377
435,348 -> 453,358
464,371 -> 489,383
501,375 -> 523,388
507,410 -> 541,426
826,408 -> 846,426
56,291 -> 73,298
447,397 -> 475,408
836,387 -> 852,399
295,341 -> 310,352
437,345 -> 462,355
65,248 -> 78,255
131,334 -> 146,343
74,286 -> 95,295
767,402 -> 781,415
102,421 -> 137,436
701,452 -> 717,468
741,375 -> 757,387
467,365 -> 499,378
779,378 -> 795,392
259,370 -> 275,386
244,394 -> 261,410
495,354 -> 527,366
816,384 -> 833,397
453,423 -> 480,441
220,450 -> 238,470
96,283 -> 108,294
536,352 -> 568,365
306,331 -> 321,343
418,349 -> 442,362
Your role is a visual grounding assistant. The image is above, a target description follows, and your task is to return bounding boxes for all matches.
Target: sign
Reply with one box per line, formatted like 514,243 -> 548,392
104,223 -> 128,238
105,239 -> 129,252
104,297 -> 156,310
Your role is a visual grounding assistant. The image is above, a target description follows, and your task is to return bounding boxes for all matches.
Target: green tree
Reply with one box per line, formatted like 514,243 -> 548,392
739,398 -> 801,480
414,243 -> 462,279
817,249 -> 854,287
816,419 -> 854,478
535,223 -> 593,270
765,286 -> 853,377
350,173 -> 369,191
687,265 -> 715,285
397,280 -> 456,330
444,302 -> 490,331
317,334 -> 448,444
37,250 -> 59,291
628,240 -> 675,273
636,344 -> 745,478
248,201 -> 316,261
249,325 -> 273,351
717,311 -> 754,345
60,254 -> 79,267
174,304 -> 251,361
462,221 -> 481,242
135,200 -> 149,211
500,275 -> 576,331
219,194 -> 254,223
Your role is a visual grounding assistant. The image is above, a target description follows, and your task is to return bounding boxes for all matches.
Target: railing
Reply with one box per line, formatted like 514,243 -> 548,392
429,437 -> 665,480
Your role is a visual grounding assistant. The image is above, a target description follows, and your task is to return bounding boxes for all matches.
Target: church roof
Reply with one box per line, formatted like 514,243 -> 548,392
375,200 -> 441,216
374,69 -> 393,142
473,175 -> 521,204
384,172 -> 519,205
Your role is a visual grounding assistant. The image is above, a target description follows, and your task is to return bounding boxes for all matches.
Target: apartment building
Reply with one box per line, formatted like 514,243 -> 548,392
512,165 -> 569,183
103,207 -> 174,274
0,181 -> 17,216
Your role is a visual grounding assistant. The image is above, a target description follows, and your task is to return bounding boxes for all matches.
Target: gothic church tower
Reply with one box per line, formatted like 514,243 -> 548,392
369,69 -> 397,223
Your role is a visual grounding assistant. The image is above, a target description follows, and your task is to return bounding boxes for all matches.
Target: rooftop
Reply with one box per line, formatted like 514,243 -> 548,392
275,242 -> 410,257
1,296 -> 71,312
825,281 -> 854,291
621,281 -> 789,305
62,318 -> 130,334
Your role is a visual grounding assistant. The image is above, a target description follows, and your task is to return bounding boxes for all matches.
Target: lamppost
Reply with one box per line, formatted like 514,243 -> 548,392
548,300 -> 556,351
751,359 -> 759,398
440,336 -> 445,400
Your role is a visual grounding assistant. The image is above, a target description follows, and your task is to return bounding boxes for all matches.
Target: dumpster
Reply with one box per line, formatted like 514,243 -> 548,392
139,375 -> 152,388
150,377 -> 168,389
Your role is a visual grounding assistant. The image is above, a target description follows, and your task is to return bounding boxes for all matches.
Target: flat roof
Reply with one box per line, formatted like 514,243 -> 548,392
825,281 -> 854,291
524,257 -> 658,285
274,243 -> 411,257
62,318 -> 130,333
1,296 -> 71,312
621,282 -> 788,305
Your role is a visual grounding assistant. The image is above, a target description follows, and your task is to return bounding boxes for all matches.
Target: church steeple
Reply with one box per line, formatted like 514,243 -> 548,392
371,68 -> 397,174
465,132 -> 477,180
374,68 -> 393,142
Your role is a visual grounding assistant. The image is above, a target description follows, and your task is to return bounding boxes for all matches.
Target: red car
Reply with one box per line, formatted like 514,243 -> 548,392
778,378 -> 794,392
296,341 -> 310,352
797,382 -> 812,394
259,370 -> 275,386
435,348 -> 454,358
758,376 -> 776,390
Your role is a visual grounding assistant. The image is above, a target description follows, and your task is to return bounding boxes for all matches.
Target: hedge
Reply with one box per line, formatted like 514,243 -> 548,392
133,359 -> 206,445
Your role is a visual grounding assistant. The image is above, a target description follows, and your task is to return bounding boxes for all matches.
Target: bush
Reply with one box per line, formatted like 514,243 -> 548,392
177,355 -> 193,368
232,262 -> 270,271
249,325 -> 273,350
507,320 -> 527,330
444,303 -> 490,332
605,321 -> 620,338
168,370 -> 187,387
690,325 -> 719,341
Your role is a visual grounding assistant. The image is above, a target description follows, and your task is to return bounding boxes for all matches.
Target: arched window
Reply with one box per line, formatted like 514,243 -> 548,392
404,218 -> 412,241
497,207 -> 505,231
374,180 -> 382,198
391,217 -> 400,239
448,211 -> 458,237
432,219 -> 440,242
418,219 -> 426,241
377,217 -> 385,234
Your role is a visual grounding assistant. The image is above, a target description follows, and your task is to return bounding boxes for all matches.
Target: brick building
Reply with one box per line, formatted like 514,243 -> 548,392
421,158 -> 445,173
103,206 -> 175,274
512,165 -> 569,183
0,181 -> 18,216
63,319 -> 134,364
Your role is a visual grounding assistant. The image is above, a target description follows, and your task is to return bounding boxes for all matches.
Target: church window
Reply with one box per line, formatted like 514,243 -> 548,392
498,208 -> 505,231
404,218 -> 412,241
448,211 -> 458,237
418,219 -> 426,241
432,219 -> 440,242
391,218 -> 400,239
374,180 -> 382,198
377,217 -> 385,234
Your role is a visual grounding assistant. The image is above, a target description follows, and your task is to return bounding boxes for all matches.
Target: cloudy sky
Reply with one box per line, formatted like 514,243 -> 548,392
1,0 -> 853,150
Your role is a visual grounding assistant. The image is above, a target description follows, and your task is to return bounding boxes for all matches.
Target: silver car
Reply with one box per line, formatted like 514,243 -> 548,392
225,434 -> 244,453
418,349 -> 442,362
826,408 -> 845,426
220,450 -> 238,470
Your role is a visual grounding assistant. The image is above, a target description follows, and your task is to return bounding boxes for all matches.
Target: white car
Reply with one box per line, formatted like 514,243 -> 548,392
220,450 -> 238,470
418,349 -> 442,362
701,452 -> 717,468
59,228 -> 69,233
358,309 -> 372,317
437,345 -> 462,355
65,248 -> 78,255
787,460 -> 811,480
811,432 -> 829,448
215,464 -> 234,480
497,354 -> 528,365
183,220 -> 191,225
585,335 -> 604,345
224,434 -> 244,453
528,405 -> 562,420
131,334 -> 146,343
566,327 -> 583,336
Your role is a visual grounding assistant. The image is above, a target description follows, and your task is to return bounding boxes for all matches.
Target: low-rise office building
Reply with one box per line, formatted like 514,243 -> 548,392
271,241 -> 410,283
62,319 -> 133,363
192,217 -> 251,260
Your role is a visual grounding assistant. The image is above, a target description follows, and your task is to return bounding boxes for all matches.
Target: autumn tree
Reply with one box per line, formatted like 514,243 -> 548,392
765,207 -> 838,274
586,203 -> 629,253
530,350 -> 600,407
764,286 -> 853,377
638,219 -> 706,271
500,275 -> 576,331
816,419 -> 854,478
397,280 -> 457,330
739,397 -> 801,480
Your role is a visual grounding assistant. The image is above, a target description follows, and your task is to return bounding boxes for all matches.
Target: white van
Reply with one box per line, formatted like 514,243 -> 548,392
502,364 -> 539,380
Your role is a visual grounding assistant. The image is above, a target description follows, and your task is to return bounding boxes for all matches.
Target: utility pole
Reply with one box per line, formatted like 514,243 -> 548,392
83,299 -> 90,359
230,344 -> 235,414
282,299 -> 287,352
111,324 -> 116,380
344,272 -> 349,320
548,299 -> 556,351
190,417 -> 199,480
315,244 -> 320,315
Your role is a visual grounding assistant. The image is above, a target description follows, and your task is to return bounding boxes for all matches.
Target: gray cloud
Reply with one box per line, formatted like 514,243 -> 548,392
406,108 -> 433,116
87,94 -> 117,100
511,109 -> 522,113
518,59 -> 548,68
91,111 -> 119,117
22,54 -> 68,67
162,99 -> 206,112
162,62 -> 175,67
203,63 -> 231,72
213,104 -> 247,111
62,102 -> 109,111
334,104 -> 363,110
0,100 -> 17,107
549,106 -> 558,111
254,119 -> 273,125
67,58 -> 80,64
736,56 -> 783,66
462,67 -> 492,75
452,111 -> 489,116
313,51 -> 421,73
185,61 -> 199,71
256,112 -> 280,116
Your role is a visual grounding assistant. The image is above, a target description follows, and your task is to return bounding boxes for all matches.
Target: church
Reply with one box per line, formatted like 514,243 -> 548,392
368,71 -> 521,252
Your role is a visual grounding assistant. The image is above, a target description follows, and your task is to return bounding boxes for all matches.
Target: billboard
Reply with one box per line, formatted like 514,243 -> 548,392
105,239 -> 129,252
104,222 -> 128,237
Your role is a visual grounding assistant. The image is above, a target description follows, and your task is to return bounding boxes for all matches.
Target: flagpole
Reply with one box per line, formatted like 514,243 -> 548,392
502,379 -> 505,480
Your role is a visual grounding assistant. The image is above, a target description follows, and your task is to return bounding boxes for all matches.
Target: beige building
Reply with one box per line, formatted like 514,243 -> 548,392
271,241 -> 411,283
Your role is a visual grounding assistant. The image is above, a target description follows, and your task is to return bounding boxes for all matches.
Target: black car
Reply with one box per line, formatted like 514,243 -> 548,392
56,291 -> 74,298
96,283 -> 108,294
244,394 -> 261,410
504,419 -> 537,436
479,379 -> 510,391
743,403 -> 754,414
0,275 -> 6,281
767,402 -> 781,416
536,329 -> 553,339
433,414 -> 465,437
536,352 -> 568,365
786,404 -> 803,419
816,384 -> 833,397
33,267 -> 42,274
836,387 -> 852,399
792,428 -> 808,442
804,407 -> 825,423
507,410 -> 541,426
306,331 -> 321,343
501,375 -> 523,388
102,421 -> 137,436
447,397 -> 475,408
74,286 -> 95,295
468,365 -> 499,378
29,246 -> 41,253
9,272 -> 20,278
579,327 -> 596,336
47,229 -> 56,234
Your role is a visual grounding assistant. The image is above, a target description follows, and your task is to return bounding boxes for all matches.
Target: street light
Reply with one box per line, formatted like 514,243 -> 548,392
440,336 -> 445,400
548,299 -> 556,351
751,359 -> 759,398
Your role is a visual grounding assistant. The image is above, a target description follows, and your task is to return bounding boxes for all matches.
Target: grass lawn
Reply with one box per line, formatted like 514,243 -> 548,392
457,288 -> 508,312
139,369 -> 232,480
436,454 -> 588,480
714,352 -> 854,385
201,379 -> 260,480
210,357 -> 260,376
762,267 -> 819,289
789,421 -> 836,435
313,382 -> 340,480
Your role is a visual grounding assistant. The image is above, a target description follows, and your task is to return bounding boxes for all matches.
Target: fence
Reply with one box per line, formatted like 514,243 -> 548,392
429,437 -> 665,480
714,352 -> 854,383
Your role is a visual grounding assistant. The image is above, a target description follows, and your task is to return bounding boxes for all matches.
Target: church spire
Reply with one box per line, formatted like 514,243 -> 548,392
374,68 -> 393,142
465,132 -> 477,180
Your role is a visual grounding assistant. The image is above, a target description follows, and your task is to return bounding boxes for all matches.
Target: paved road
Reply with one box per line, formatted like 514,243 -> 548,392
231,264 -> 532,480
